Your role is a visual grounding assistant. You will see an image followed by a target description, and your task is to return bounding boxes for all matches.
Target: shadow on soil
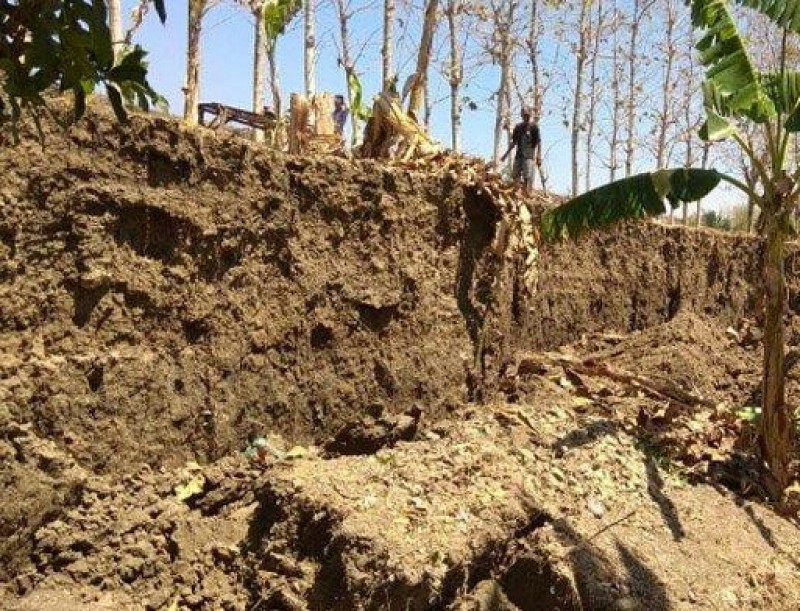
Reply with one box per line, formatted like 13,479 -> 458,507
645,457 -> 686,541
490,495 -> 675,611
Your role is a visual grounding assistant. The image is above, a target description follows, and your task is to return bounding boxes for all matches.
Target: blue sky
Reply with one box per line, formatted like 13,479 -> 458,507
125,1 -> 739,209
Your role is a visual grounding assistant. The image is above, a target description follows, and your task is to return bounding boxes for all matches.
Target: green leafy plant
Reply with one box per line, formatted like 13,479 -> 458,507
263,0 -> 302,43
347,69 -> 372,122
0,0 -> 167,130
701,210 -> 733,230
737,405 -> 762,423
542,0 -> 800,500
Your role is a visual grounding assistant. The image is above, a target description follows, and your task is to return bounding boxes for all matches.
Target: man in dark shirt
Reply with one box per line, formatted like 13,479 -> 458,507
332,95 -> 349,137
501,108 -> 541,194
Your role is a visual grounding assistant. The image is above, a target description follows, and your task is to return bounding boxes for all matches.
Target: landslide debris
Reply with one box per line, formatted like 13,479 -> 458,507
6,343 -> 800,610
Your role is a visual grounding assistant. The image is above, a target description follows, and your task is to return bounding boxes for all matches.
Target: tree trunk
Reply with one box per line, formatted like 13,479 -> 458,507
267,41 -> 284,148
655,0 -> 676,170
743,163 -> 757,232
252,5 -> 267,143
624,0 -> 651,176
407,0 -> 439,122
761,210 -> 793,499
528,0 -> 542,116
609,1 -> 621,181
683,34 -> 695,225
124,0 -> 151,46
492,0 -> 516,165
583,0 -> 604,192
267,42 -> 281,117
424,71 -> 432,129
503,67 -> 514,158
108,0 -> 124,62
184,0 -> 206,125
571,0 -> 590,196
334,0 -> 359,145
383,0 -> 395,91
447,0 -> 462,152
304,0 -> 316,96
695,141 -> 710,227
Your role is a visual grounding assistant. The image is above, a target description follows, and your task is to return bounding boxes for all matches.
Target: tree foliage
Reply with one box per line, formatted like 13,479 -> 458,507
263,0 -> 302,45
0,0 -> 166,128
701,209 -> 732,230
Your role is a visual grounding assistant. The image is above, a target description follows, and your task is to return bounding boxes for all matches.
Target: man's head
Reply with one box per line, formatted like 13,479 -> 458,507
521,107 -> 532,123
335,95 -> 345,108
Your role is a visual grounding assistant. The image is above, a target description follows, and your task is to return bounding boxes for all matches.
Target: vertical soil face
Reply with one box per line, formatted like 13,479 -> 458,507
512,222 -> 765,353
0,113 -> 486,475
0,109 -> 787,475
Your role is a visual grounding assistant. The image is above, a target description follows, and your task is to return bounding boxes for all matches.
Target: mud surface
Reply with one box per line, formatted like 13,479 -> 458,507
2,107 -> 799,609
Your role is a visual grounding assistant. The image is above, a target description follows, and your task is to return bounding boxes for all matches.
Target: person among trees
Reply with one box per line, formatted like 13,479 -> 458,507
501,108 -> 541,194
332,95 -> 349,136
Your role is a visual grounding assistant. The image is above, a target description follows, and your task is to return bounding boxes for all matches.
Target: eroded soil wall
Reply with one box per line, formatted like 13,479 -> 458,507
515,222 -> 766,352
0,109 -> 787,475
1,113 -> 487,475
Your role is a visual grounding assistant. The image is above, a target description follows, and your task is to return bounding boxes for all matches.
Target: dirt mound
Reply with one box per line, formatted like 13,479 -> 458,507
504,312 -> 800,500
6,384 -> 799,610
6,454 -> 261,611
577,311 -> 755,403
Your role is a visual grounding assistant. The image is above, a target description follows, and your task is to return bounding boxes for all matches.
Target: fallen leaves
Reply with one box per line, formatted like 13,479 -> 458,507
174,462 -> 206,502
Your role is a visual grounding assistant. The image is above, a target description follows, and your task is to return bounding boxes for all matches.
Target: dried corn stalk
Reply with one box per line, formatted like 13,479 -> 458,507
289,92 -> 340,154
361,93 -> 440,160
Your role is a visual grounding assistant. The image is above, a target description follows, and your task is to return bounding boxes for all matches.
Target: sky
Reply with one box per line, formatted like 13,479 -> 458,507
124,0 -> 739,209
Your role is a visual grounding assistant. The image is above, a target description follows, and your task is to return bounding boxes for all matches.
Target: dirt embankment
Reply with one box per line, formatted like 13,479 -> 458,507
1,112 -> 490,476
0,110 -> 781,471
518,222 -> 764,350
2,108 -> 799,610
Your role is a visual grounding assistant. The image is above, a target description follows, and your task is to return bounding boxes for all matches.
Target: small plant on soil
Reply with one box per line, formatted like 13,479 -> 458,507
542,0 -> 800,500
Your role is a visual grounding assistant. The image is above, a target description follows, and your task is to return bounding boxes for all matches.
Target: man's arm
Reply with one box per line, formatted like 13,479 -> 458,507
501,126 -> 519,162
533,125 -> 542,164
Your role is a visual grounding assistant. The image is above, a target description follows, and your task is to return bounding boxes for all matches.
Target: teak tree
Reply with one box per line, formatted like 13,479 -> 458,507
543,0 -> 800,500
303,0 -> 315,96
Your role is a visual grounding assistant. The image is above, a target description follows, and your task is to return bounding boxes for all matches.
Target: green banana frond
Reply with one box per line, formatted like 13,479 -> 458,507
263,0 -> 302,44
761,70 -> 800,131
699,81 -> 739,140
541,169 -> 723,241
346,70 -> 371,122
692,0 -> 775,124
733,0 -> 800,34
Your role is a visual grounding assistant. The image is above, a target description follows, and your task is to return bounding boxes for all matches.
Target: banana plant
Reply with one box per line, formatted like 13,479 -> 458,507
542,0 -> 800,500
346,70 -> 371,122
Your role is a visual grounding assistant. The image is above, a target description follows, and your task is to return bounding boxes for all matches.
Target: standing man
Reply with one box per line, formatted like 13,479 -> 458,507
332,94 -> 349,137
501,108 -> 541,195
